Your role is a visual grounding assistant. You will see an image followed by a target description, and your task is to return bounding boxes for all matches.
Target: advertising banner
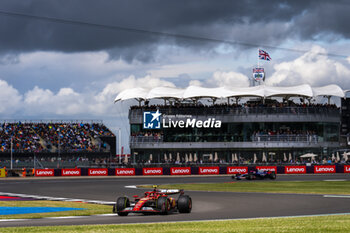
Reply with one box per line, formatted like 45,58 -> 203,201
143,167 -> 163,176
344,165 -> 350,173
170,167 -> 191,175
62,168 -> 81,176
88,168 -> 108,176
285,166 -> 306,174
314,165 -> 336,173
115,168 -> 135,176
199,167 -> 219,175
35,169 -> 54,177
0,168 -> 5,177
256,166 -> 277,173
226,166 -> 248,174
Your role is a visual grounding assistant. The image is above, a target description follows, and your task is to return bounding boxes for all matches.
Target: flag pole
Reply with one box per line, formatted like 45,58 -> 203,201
258,48 -> 260,68
258,48 -> 261,85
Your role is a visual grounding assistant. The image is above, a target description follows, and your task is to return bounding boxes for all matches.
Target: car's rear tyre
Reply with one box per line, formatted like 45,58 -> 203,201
235,173 -> 242,180
247,173 -> 253,180
156,196 -> 170,215
115,197 -> 130,216
269,172 -> 276,180
178,195 -> 192,213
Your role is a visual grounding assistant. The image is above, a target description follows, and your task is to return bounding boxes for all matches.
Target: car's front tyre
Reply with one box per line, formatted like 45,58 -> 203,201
269,172 -> 276,179
115,197 -> 130,216
156,196 -> 170,215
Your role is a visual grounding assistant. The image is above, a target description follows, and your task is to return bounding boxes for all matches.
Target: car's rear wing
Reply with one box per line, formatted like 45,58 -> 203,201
158,189 -> 184,195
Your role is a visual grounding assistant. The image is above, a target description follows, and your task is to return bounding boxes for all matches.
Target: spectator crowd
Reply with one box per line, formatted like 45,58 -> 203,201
0,122 -> 114,153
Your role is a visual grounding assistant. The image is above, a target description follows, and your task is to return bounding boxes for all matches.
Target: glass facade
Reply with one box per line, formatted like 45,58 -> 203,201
131,122 -> 339,143
129,104 -> 341,163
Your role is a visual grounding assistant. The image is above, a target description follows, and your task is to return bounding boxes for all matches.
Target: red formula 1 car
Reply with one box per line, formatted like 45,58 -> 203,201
113,185 -> 192,216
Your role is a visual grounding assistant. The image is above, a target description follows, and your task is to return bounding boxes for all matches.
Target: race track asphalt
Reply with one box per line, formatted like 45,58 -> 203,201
0,174 -> 349,227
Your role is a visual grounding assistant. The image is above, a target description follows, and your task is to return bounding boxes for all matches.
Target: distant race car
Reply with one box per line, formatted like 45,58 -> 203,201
113,185 -> 192,216
233,169 -> 276,180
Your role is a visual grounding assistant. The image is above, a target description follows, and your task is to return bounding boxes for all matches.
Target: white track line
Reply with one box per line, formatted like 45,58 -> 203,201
44,216 -> 88,219
323,195 -> 350,198
1,212 -> 350,223
0,219 -> 30,222
94,214 -> 119,217
323,179 -> 346,182
124,185 -> 137,188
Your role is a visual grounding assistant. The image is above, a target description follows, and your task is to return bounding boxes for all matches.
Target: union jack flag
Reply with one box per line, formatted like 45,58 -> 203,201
259,49 -> 271,61
253,68 -> 264,73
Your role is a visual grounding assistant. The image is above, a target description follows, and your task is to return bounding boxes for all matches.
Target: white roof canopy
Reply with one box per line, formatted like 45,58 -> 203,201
264,84 -> 314,98
147,87 -> 184,99
114,84 -> 345,102
114,87 -> 148,102
183,86 -> 232,99
312,85 -> 345,98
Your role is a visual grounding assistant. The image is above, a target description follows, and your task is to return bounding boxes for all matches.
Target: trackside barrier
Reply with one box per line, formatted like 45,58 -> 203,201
256,166 -> 277,173
88,168 -> 108,176
345,165 -> 350,173
198,166 -> 219,175
285,166 -> 306,174
227,166 -> 248,174
314,165 -> 336,173
115,168 -> 135,176
11,165 -> 350,177
61,168 -> 81,176
170,167 -> 191,175
35,169 -> 54,177
143,167 -> 163,176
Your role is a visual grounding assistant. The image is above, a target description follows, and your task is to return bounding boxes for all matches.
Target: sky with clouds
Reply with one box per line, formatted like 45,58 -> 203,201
1,0 -> 350,152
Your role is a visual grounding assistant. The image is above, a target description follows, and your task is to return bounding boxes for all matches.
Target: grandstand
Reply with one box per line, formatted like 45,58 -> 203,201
116,84 -> 350,165
0,120 -> 116,168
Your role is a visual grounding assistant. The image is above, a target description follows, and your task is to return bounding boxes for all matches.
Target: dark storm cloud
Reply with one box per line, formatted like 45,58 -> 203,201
0,0 -> 349,61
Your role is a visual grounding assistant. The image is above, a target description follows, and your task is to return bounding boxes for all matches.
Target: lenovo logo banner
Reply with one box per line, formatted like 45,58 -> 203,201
256,166 -> 277,173
199,167 -> 219,175
35,169 -> 54,177
143,168 -> 163,175
314,165 -> 336,173
344,165 -> 350,173
227,166 -> 248,174
62,169 -> 81,176
285,166 -> 306,174
170,167 -> 191,175
115,168 -> 135,176
88,168 -> 108,176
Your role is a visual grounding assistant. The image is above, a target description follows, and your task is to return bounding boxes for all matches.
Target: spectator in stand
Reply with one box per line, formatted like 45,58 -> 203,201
0,122 -> 114,154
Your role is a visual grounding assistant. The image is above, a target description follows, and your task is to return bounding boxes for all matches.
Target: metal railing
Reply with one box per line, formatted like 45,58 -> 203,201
251,135 -> 319,143
130,135 -> 163,144
130,134 -> 321,144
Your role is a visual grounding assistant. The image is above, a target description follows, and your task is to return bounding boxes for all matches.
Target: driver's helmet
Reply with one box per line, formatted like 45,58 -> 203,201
152,185 -> 158,192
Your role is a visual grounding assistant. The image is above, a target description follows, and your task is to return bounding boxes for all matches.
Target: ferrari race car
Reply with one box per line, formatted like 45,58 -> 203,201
233,169 -> 276,180
113,185 -> 192,216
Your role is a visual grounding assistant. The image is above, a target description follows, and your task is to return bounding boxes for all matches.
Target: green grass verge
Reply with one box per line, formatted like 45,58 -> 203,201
0,201 -> 112,219
140,181 -> 350,195
1,214 -> 350,232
